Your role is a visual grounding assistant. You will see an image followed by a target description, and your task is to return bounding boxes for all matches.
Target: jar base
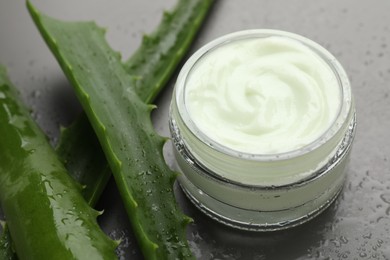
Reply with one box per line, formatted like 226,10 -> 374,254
178,174 -> 344,232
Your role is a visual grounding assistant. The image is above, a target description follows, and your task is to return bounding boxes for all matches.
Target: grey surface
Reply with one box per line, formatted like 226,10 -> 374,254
0,0 -> 390,259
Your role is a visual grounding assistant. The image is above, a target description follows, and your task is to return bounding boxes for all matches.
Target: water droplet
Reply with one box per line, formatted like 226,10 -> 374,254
61,218 -> 69,225
330,238 -> 342,247
359,252 -> 367,257
380,193 -> 390,204
363,232 -> 372,239
340,236 -> 349,244
31,111 -> 41,121
31,90 -> 41,98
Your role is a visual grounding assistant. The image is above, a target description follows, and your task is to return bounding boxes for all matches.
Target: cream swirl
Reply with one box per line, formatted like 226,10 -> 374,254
184,36 -> 341,154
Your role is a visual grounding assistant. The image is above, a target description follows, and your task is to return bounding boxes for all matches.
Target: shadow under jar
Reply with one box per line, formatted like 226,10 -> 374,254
169,29 -> 356,231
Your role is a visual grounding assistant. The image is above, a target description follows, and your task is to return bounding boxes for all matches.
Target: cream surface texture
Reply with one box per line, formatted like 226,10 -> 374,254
185,36 -> 341,154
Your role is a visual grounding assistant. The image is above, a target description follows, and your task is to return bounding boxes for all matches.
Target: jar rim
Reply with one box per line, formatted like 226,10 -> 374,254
175,29 -> 352,161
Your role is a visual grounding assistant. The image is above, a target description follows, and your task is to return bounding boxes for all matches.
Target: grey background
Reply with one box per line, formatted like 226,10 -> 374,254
1,0 -> 389,259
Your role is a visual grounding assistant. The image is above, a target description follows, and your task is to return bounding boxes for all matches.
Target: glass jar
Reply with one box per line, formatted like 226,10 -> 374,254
169,29 -> 356,231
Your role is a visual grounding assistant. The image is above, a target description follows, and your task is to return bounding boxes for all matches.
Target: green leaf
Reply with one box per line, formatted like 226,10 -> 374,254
55,113 -> 111,207
27,1 -> 215,258
0,66 -> 117,260
126,0 -> 215,103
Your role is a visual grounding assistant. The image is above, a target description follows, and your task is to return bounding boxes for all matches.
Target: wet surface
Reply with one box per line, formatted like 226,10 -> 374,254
1,0 -> 390,259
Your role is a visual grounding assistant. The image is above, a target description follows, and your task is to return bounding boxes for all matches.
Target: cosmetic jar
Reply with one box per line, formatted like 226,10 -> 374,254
169,29 -> 356,231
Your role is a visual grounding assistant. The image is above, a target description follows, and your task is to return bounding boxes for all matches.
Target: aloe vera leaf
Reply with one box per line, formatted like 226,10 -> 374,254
55,113 -> 111,207
126,0 -> 215,103
55,0 -> 214,207
27,3 -> 196,259
0,66 -> 117,260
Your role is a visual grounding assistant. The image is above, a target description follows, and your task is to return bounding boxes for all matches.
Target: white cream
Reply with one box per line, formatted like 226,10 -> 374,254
170,30 -> 355,231
185,36 -> 341,154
